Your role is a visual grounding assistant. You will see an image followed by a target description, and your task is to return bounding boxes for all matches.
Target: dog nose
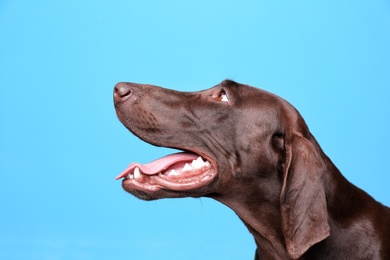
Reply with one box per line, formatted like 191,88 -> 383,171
114,82 -> 132,99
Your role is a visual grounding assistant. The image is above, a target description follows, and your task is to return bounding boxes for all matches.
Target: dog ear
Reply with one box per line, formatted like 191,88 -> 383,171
280,135 -> 330,259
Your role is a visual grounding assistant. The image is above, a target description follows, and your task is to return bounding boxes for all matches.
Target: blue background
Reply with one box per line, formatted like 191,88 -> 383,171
1,1 -> 389,259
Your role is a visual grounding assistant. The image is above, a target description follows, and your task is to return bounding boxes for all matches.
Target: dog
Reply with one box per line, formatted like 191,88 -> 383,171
113,80 -> 390,259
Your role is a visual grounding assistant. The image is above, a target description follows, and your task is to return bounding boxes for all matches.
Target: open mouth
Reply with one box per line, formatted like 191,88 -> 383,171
115,151 -> 217,192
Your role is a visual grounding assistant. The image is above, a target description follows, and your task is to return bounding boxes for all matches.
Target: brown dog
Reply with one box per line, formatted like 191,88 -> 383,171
114,80 -> 390,259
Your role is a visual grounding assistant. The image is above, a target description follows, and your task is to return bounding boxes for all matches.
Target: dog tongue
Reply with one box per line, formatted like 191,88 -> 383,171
115,152 -> 199,180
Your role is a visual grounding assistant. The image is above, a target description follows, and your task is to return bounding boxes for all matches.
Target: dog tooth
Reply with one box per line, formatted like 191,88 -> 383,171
192,157 -> 205,169
134,167 -> 142,179
169,169 -> 179,176
183,163 -> 193,172
204,161 -> 211,167
191,160 -> 199,169
197,156 -> 204,163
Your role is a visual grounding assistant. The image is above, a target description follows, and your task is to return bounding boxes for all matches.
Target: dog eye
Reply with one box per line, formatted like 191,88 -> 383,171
211,89 -> 229,102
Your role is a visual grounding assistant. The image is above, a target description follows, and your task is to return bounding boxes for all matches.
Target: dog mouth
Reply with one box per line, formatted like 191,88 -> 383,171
115,151 -> 217,193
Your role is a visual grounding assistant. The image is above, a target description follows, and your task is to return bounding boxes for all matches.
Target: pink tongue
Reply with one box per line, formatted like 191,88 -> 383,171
115,152 -> 199,180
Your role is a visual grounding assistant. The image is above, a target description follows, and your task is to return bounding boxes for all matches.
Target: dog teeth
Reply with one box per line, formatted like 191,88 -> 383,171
192,156 -> 206,169
134,167 -> 142,179
182,163 -> 193,172
168,169 -> 179,176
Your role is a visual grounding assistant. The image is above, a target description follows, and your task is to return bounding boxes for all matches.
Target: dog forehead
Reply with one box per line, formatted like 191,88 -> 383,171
218,80 -> 278,98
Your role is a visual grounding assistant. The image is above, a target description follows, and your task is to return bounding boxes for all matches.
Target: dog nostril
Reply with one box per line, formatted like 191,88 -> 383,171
114,83 -> 132,98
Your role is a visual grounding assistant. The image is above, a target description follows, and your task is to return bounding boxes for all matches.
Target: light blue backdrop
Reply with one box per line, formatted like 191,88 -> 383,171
1,1 -> 389,259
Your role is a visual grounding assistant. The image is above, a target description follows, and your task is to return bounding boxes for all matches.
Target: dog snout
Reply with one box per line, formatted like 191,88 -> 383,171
114,82 -> 133,101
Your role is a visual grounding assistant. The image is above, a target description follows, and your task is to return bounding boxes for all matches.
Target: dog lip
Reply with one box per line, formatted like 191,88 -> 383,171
117,149 -> 219,193
121,165 -> 217,192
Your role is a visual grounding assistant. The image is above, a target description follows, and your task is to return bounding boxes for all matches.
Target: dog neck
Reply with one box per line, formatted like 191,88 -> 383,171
210,182 -> 291,259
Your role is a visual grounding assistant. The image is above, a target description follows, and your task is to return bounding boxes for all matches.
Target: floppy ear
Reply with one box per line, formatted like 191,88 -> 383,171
280,135 -> 330,259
